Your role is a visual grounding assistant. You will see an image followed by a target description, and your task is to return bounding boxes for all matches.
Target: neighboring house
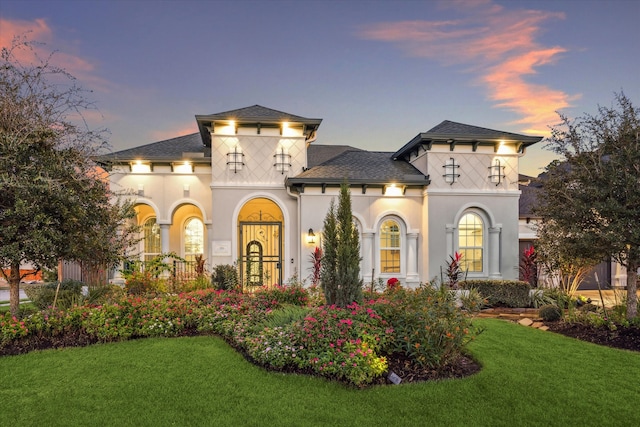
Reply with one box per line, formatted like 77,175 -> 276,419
99,105 -> 542,288
517,175 -> 628,289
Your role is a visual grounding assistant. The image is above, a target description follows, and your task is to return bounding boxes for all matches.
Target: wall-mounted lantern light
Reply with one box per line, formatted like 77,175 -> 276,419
274,146 -> 291,174
306,228 -> 316,245
488,158 -> 505,185
227,145 -> 244,173
443,158 -> 460,184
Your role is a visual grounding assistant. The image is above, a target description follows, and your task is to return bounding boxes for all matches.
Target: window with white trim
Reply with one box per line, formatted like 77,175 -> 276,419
380,219 -> 401,274
458,213 -> 484,272
184,217 -> 204,262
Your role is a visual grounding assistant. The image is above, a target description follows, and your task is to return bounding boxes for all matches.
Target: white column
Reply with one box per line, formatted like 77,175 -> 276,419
160,224 -> 170,254
362,232 -> 374,283
445,224 -> 455,256
407,232 -> 419,285
206,223 -> 213,265
489,226 -> 501,278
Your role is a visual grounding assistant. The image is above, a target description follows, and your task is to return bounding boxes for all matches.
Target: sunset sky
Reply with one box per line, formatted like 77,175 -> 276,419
2,0 -> 639,176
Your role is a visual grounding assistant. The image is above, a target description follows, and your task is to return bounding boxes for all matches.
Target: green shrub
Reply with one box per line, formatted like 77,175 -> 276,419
529,289 -> 556,308
211,264 -> 239,291
258,304 -> 311,329
542,288 -> 572,309
460,280 -> 531,308
293,302 -> 390,386
374,285 -> 477,369
178,275 -> 212,293
85,285 -> 126,305
539,304 -> 562,322
459,288 -> 486,315
253,284 -> 308,307
125,271 -> 167,295
23,280 -> 84,310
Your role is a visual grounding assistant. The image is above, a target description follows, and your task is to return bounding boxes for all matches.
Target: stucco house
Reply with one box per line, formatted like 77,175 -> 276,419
100,105 -> 543,288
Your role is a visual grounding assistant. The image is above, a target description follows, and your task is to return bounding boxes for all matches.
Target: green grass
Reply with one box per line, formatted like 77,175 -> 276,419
0,301 -> 35,313
1,319 -> 639,426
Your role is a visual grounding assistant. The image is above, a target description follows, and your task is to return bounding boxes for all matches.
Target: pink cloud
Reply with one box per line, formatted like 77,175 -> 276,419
358,0 -> 573,135
1,17 -> 111,93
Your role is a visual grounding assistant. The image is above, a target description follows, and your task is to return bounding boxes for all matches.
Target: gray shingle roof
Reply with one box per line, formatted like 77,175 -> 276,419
195,105 -> 322,147
307,145 -> 362,168
288,150 -> 429,186
393,120 -> 543,159
198,105 -> 319,122
519,184 -> 540,217
96,133 -> 208,163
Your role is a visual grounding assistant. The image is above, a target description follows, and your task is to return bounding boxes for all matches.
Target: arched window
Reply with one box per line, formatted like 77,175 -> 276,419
380,219 -> 401,274
458,213 -> 484,272
184,217 -> 204,262
143,217 -> 161,262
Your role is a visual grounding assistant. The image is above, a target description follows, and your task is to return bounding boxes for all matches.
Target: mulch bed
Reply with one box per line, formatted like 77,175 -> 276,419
545,321 -> 640,352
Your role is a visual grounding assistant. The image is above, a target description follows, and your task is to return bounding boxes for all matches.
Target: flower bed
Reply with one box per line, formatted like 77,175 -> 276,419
1,284 -> 480,387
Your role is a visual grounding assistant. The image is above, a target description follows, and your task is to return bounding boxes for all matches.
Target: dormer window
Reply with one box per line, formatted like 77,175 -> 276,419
274,146 -> 291,174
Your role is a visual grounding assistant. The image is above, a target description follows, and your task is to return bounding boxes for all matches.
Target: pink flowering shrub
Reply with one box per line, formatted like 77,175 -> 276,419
253,284 -> 308,307
292,302 -> 392,386
0,314 -> 29,345
2,283 -> 478,387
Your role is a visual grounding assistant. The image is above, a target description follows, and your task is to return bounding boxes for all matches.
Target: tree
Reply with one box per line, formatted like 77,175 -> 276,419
320,199 -> 338,305
0,38 -> 138,317
320,182 -> 362,307
536,92 -> 639,319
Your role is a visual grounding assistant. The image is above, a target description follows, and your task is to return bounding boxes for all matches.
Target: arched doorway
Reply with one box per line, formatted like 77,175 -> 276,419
238,198 -> 283,288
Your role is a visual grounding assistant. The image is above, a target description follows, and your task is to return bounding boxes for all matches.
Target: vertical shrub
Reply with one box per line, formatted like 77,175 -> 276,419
211,264 -> 239,291
335,182 -> 362,307
320,182 -> 362,307
320,200 -> 338,304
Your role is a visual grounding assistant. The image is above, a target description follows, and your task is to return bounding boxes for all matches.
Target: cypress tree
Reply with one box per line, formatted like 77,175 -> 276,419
336,182 -> 362,306
320,182 -> 362,307
320,200 -> 338,305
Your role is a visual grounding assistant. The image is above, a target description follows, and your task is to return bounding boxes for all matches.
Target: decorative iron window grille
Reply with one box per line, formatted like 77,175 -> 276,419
227,146 -> 244,173
488,159 -> 505,185
274,146 -> 291,174
443,158 -> 460,184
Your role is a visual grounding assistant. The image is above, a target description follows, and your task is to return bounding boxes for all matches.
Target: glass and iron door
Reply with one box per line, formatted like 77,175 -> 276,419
239,222 -> 282,287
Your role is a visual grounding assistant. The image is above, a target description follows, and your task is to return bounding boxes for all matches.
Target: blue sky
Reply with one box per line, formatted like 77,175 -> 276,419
2,0 -> 639,176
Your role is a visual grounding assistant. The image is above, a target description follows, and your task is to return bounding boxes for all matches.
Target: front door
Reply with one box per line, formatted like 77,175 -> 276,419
239,222 -> 282,287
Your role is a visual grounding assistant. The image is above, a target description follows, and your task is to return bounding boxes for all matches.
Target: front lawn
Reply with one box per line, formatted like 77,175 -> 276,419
1,318 -> 638,426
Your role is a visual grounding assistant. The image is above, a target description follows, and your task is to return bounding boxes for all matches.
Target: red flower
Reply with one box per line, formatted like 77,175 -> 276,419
386,277 -> 400,290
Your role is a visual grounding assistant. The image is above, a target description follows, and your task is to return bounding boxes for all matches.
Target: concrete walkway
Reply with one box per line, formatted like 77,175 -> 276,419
0,287 -> 29,306
578,289 -> 638,308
